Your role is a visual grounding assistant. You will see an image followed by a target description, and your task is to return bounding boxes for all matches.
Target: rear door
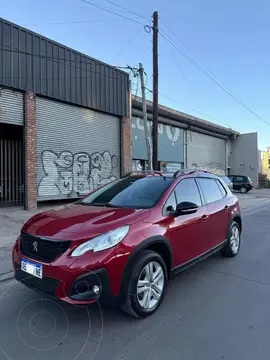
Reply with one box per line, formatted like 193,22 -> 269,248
196,178 -> 229,249
164,178 -> 210,266
233,176 -> 245,191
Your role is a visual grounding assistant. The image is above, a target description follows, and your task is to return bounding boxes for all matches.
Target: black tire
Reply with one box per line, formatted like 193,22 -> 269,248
121,250 -> 168,318
240,186 -> 248,194
221,221 -> 241,257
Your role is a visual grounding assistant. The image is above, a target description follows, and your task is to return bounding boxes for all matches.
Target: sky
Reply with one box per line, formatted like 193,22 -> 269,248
1,0 -> 270,149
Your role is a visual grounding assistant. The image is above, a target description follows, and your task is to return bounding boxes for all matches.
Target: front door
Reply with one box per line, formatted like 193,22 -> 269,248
164,178 -> 210,268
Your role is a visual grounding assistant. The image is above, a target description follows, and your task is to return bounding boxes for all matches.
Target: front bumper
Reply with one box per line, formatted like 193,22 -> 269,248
13,247 -> 118,306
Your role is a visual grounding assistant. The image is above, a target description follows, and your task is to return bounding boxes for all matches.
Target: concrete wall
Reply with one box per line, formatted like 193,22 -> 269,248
230,133 -> 259,186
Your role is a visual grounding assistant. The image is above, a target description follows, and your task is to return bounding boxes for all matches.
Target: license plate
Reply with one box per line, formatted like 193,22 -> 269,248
21,258 -> 43,279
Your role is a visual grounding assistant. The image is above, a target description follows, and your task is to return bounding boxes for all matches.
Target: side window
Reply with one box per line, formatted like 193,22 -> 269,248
216,180 -> 226,197
174,179 -> 202,206
235,176 -> 244,182
197,178 -> 223,204
163,191 -> 177,215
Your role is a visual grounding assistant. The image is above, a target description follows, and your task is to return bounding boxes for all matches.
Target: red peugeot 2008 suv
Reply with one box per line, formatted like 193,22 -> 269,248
13,170 -> 242,318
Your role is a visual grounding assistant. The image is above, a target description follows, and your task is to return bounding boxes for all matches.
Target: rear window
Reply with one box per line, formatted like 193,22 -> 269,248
221,176 -> 231,184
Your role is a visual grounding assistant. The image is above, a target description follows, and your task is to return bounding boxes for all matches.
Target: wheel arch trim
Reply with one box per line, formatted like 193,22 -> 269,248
118,236 -> 173,301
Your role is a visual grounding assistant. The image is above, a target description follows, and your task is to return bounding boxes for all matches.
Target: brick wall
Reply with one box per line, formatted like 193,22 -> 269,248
24,92 -> 37,210
121,116 -> 132,176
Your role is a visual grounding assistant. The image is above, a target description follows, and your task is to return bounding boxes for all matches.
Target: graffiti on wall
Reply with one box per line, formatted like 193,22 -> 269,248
132,117 -> 181,146
190,162 -> 225,176
38,150 -> 119,197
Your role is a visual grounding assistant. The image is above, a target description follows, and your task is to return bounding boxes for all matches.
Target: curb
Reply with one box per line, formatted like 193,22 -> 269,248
0,270 -> 14,283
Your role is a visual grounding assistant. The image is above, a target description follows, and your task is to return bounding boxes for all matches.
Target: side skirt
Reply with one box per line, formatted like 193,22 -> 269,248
171,240 -> 227,276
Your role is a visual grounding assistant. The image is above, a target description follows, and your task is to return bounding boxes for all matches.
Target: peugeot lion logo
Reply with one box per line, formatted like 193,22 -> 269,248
32,241 -> 38,252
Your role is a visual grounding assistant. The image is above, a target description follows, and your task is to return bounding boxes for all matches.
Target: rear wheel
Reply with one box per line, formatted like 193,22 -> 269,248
240,186 -> 248,194
121,250 -> 168,318
221,221 -> 241,257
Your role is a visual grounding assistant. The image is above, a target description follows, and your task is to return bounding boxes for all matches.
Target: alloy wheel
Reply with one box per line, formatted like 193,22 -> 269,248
137,261 -> 165,309
230,225 -> 240,254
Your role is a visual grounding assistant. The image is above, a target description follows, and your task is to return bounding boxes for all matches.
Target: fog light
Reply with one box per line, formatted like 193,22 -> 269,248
93,285 -> 100,295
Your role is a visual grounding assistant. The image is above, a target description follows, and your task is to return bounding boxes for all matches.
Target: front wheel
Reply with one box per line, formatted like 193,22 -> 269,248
121,250 -> 168,318
221,221 -> 241,257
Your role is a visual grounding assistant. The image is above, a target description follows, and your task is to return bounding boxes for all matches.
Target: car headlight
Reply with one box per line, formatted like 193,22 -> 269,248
71,225 -> 130,257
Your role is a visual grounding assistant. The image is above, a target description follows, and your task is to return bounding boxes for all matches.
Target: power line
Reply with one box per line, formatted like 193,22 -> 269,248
111,26 -> 144,62
0,46 -> 130,82
103,0 -> 147,20
159,25 -> 270,127
169,48 -> 201,110
12,0 -> 132,12
21,17 -> 143,27
81,0 -> 146,26
145,87 -> 241,130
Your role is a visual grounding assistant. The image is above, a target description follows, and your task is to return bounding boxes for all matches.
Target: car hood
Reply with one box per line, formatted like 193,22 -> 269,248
22,203 -> 150,241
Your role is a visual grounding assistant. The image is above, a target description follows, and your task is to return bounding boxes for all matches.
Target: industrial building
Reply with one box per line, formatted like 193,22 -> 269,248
132,97 -> 259,185
0,17 -> 131,209
0,18 -> 259,210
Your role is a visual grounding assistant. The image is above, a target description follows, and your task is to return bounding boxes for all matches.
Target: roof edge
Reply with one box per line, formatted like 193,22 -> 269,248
132,95 -> 240,138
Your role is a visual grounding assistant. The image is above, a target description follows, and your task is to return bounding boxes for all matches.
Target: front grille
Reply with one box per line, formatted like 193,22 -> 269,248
20,233 -> 71,263
15,264 -> 60,297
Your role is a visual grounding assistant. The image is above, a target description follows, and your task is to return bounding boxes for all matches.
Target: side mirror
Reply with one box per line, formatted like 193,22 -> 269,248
175,201 -> 198,216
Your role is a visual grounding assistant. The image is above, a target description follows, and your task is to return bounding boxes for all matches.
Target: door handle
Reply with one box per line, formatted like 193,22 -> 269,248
201,214 -> 209,222
224,205 -> 229,212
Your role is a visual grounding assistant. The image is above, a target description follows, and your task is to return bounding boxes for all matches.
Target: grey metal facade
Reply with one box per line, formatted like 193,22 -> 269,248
36,97 -> 120,201
0,18 -> 129,117
132,116 -> 184,164
0,87 -> 23,125
230,133 -> 259,186
187,131 -> 226,175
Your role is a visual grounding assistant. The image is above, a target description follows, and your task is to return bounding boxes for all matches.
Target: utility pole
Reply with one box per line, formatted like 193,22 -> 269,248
152,10 -> 159,170
138,63 -> 153,170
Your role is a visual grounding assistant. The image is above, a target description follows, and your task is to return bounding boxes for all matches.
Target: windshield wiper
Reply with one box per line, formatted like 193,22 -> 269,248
106,203 -> 122,208
79,202 -> 105,206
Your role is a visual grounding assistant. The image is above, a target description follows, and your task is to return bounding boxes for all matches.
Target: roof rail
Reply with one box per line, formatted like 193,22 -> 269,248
135,170 -> 164,176
123,170 -> 164,177
173,168 -> 211,178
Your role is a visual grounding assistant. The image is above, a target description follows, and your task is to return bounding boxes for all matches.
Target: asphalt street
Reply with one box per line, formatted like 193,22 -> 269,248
0,202 -> 270,360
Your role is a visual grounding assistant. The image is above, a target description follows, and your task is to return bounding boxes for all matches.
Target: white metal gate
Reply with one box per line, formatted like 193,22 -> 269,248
36,97 -> 121,201
0,88 -> 23,125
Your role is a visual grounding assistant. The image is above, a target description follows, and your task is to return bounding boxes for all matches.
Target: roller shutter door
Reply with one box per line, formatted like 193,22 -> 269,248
187,131 -> 226,175
36,97 -> 120,201
0,88 -> 23,126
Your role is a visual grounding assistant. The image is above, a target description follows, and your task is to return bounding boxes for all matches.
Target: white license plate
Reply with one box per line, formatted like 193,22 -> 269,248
21,258 -> 43,279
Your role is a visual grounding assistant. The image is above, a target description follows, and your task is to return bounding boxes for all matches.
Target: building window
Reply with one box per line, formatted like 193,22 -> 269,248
159,161 -> 183,173
132,159 -> 149,172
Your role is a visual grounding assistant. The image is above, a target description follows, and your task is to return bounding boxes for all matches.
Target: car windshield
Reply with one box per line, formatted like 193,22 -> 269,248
79,176 -> 174,209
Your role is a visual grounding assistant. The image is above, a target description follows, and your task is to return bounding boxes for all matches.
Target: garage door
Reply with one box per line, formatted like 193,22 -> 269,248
0,88 -> 23,125
187,131 -> 226,175
36,97 -> 120,201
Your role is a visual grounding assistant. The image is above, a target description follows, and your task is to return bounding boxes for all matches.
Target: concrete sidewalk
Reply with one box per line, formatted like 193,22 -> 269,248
0,204 -> 61,281
1,188 -> 270,281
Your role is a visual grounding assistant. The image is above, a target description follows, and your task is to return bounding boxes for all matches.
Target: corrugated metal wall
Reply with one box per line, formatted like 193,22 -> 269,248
0,18 -> 129,117
187,131 -> 226,175
0,88 -> 23,125
132,117 -> 184,163
36,97 -> 120,201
